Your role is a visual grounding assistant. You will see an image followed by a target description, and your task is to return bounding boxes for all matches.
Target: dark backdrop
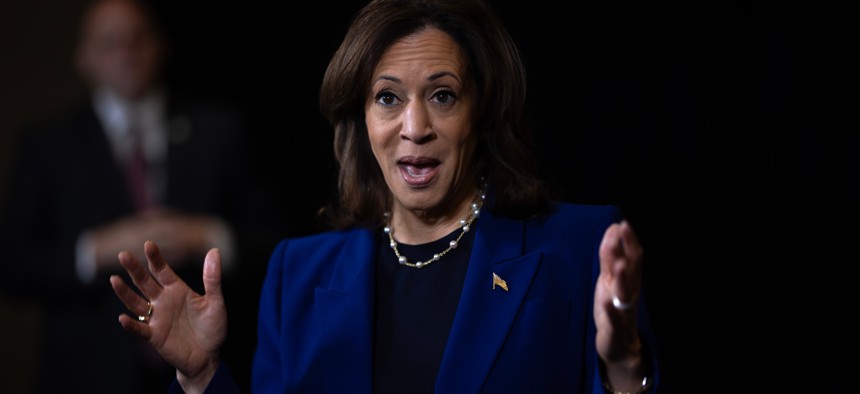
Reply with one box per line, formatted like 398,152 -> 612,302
1,0 -> 846,392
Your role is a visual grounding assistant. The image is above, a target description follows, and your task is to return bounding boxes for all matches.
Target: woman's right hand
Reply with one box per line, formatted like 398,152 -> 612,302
110,240 -> 227,394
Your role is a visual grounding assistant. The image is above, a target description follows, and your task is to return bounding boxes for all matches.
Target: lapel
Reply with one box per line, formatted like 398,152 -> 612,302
310,212 -> 543,393
314,228 -> 376,394
435,209 -> 542,394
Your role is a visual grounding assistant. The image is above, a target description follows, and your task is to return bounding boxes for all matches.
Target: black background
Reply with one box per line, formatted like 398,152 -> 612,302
0,0 -> 848,392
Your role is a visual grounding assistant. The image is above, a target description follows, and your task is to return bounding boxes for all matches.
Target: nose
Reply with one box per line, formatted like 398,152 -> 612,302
400,101 -> 434,144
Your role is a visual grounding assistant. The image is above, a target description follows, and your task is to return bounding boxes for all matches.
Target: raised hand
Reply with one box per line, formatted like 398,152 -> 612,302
110,240 -> 227,393
594,220 -> 648,392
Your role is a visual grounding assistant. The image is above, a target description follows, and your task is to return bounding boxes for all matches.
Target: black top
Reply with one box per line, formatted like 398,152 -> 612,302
373,225 -> 476,394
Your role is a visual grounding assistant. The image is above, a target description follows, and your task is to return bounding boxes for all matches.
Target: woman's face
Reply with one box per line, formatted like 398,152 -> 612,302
365,27 -> 477,218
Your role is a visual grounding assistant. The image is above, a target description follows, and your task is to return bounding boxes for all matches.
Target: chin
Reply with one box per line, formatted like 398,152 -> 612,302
400,188 -> 457,214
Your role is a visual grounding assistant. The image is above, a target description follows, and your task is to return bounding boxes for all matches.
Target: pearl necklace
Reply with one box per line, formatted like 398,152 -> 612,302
384,190 -> 486,269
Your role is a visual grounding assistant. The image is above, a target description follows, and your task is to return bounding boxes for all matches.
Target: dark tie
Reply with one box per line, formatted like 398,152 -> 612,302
125,115 -> 153,211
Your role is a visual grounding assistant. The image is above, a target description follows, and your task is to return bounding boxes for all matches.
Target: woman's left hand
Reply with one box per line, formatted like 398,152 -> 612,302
110,240 -> 227,392
594,220 -> 647,391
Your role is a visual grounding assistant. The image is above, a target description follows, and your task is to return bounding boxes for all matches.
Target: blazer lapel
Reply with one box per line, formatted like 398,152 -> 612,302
435,210 -> 542,393
314,229 -> 376,394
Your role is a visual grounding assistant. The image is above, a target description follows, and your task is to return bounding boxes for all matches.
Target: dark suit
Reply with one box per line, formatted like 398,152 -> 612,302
0,94 -> 285,394
180,201 -> 662,393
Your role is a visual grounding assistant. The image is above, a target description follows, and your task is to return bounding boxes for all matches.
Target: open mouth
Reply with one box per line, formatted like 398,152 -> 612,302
398,156 -> 440,186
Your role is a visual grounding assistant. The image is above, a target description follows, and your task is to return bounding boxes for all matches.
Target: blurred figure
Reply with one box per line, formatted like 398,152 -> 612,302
0,0 -> 284,392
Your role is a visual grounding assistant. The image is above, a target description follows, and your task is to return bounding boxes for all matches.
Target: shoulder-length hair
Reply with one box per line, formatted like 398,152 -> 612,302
319,0 -> 548,229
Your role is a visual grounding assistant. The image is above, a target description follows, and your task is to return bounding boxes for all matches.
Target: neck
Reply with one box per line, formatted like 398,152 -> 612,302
384,186 -> 486,269
389,185 -> 484,245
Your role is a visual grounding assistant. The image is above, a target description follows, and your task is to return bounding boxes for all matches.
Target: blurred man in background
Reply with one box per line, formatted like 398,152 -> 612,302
0,0 -> 285,392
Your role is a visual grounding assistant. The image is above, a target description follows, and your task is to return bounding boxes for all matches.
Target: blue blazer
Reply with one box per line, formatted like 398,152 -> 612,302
191,202 -> 661,393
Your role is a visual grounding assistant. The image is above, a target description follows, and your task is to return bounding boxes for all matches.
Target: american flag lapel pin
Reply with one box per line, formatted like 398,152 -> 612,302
492,272 -> 508,292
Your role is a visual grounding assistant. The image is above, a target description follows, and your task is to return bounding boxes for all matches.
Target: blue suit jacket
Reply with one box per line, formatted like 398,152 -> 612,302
188,202 -> 661,393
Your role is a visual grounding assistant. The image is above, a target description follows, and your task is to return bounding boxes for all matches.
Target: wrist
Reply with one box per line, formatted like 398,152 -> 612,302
600,355 -> 650,394
176,357 -> 219,394
601,375 -> 651,394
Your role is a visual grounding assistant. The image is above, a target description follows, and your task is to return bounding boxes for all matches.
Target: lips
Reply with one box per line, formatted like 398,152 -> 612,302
398,156 -> 440,186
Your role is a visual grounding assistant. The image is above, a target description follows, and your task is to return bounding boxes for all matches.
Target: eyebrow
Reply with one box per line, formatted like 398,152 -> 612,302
428,71 -> 460,82
373,71 -> 461,85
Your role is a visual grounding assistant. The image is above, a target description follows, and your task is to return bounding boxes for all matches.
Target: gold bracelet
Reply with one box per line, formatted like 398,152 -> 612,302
602,375 -> 650,394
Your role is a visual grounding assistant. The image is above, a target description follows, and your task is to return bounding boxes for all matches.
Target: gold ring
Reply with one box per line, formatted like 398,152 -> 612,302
137,302 -> 153,322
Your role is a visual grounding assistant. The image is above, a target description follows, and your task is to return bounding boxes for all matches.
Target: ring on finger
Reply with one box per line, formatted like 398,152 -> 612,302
137,301 -> 153,322
612,296 -> 632,311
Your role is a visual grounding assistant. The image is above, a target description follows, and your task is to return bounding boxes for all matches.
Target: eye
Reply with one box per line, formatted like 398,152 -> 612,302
374,90 -> 400,107
431,89 -> 457,106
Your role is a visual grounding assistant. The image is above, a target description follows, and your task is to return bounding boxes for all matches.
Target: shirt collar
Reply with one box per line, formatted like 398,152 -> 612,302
92,87 -> 167,139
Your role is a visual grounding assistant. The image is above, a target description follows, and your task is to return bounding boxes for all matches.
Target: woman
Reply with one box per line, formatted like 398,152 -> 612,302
110,0 -> 662,392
